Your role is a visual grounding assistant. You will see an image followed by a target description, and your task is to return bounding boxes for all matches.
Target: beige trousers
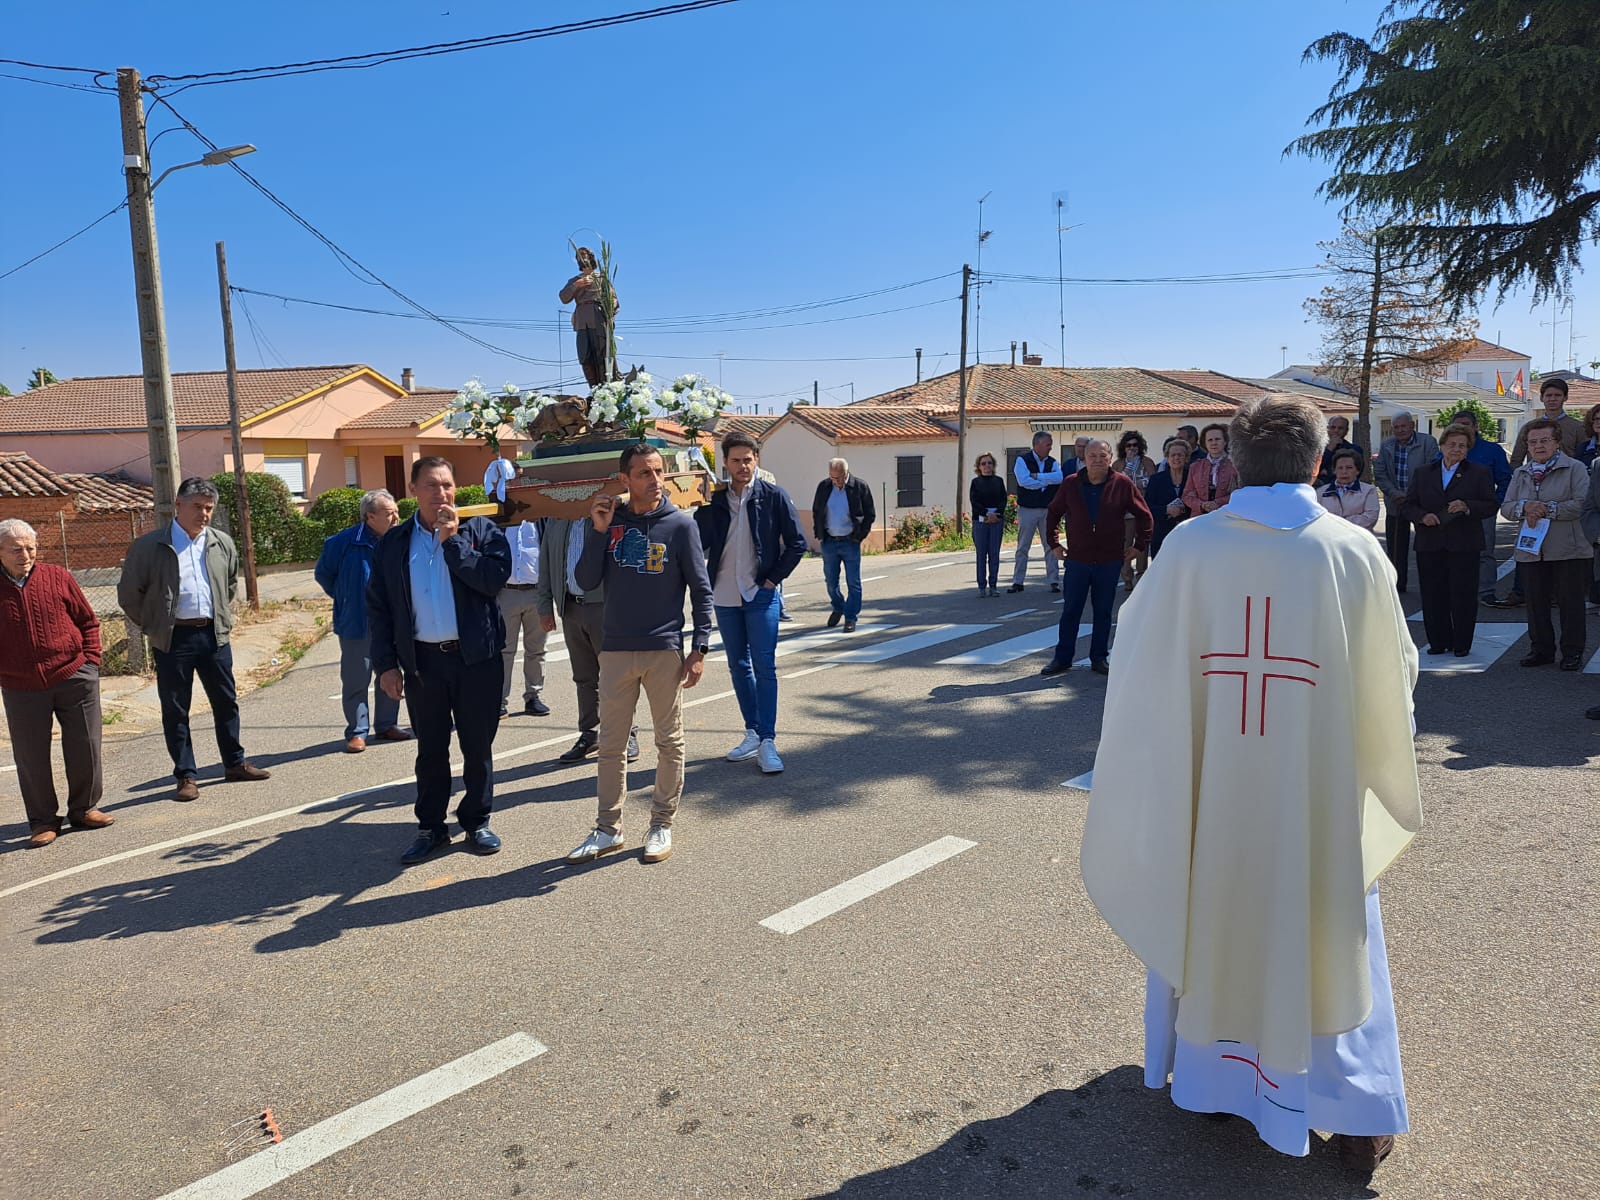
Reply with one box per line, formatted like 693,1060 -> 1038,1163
597,649 -> 685,833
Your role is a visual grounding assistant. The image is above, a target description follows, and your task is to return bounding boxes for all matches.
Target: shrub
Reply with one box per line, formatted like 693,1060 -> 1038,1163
398,497 -> 418,520
1436,398 -> 1503,443
306,487 -> 364,537
454,484 -> 489,507
890,505 -> 973,551
210,471 -> 327,565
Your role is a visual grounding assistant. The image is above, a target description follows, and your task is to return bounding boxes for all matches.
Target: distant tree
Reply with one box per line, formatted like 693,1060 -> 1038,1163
0,383 -> 10,396
26,367 -> 58,390
1305,221 -> 1478,470
1290,1 -> 1600,306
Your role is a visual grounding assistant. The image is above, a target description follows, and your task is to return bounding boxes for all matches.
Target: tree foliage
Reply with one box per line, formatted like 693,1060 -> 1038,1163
26,367 -> 57,390
1290,0 -> 1600,305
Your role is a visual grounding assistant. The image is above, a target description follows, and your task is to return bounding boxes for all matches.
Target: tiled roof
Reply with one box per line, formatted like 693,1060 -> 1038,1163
714,413 -> 781,439
855,364 -> 1237,416
0,365 -> 393,432
1455,338 -> 1530,362
0,451 -> 72,499
786,405 -> 957,442
338,387 -> 457,430
1564,376 -> 1600,410
56,472 -> 154,511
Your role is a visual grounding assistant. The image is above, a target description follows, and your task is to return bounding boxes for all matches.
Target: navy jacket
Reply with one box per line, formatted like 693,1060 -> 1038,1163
315,521 -> 382,639
367,514 -> 511,675
811,475 -> 876,543
695,478 -> 806,591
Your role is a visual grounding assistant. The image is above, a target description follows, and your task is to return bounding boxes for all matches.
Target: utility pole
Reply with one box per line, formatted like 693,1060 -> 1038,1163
975,192 -> 991,364
915,348 -> 922,383
117,67 -> 182,522
215,241 -> 259,609
955,264 -> 971,531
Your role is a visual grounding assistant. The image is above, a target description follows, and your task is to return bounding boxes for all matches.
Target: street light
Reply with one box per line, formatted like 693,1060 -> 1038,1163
151,143 -> 257,191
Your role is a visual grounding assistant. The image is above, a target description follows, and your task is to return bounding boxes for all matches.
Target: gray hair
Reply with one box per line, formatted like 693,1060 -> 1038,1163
1083,438 -> 1113,456
176,476 -> 221,502
1390,409 -> 1415,424
1230,397 -> 1328,487
359,488 -> 396,518
828,457 -> 849,473
0,518 -> 37,543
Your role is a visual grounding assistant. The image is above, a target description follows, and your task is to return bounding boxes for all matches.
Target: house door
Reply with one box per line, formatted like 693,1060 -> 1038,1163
384,455 -> 406,498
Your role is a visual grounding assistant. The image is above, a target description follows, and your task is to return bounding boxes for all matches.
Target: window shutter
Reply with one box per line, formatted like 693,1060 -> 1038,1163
344,455 -> 359,487
895,455 -> 924,508
263,456 -> 307,499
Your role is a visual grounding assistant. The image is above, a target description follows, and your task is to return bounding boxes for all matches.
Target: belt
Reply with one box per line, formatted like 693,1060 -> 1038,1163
503,583 -> 537,590
564,594 -> 592,606
418,639 -> 461,653
173,617 -> 212,627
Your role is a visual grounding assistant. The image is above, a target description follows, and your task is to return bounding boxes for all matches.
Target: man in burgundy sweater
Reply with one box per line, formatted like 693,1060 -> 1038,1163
1041,439 -> 1153,676
0,519 -> 114,847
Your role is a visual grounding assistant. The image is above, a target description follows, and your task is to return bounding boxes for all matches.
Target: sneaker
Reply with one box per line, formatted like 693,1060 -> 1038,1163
988,587 -> 999,597
727,730 -> 762,762
566,827 -> 625,863
642,826 -> 673,863
757,739 -> 784,774
559,732 -> 598,763
627,730 -> 641,762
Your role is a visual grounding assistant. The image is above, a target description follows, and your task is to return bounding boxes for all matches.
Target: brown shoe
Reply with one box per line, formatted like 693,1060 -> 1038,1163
224,762 -> 271,782
376,727 -> 413,742
345,736 -> 367,753
28,828 -> 58,848
174,777 -> 200,802
69,809 -> 115,830
1336,1134 -> 1395,1172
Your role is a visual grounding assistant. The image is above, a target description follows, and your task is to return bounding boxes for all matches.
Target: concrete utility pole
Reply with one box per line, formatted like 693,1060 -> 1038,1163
955,264 -> 971,531
117,67 -> 182,522
215,241 -> 259,610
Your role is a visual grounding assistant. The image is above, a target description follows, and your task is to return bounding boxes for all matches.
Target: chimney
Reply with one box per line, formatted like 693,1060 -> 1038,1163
401,367 -> 415,393
915,348 -> 923,383
1010,341 -> 1017,367
1022,341 -> 1043,366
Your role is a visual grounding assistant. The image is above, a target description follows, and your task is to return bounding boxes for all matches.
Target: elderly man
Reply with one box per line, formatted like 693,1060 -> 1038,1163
1315,415 -> 1364,487
315,489 -> 410,752
0,519 -> 114,847
119,477 -> 270,802
1040,439 -> 1152,676
811,457 -> 875,633
1083,396 -> 1421,1171
1372,412 -> 1439,594
1008,431 -> 1064,594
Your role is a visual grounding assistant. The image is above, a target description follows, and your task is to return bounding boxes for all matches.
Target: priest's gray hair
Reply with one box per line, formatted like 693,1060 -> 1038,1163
828,457 -> 849,472
1229,398 -> 1328,487
360,488 -> 396,518
0,518 -> 37,543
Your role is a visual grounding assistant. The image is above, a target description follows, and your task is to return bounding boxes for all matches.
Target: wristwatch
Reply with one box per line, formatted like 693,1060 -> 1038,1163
693,643 -> 710,655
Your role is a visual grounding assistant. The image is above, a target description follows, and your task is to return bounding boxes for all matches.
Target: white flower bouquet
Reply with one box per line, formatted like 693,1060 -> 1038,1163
590,371 -> 657,439
660,373 -> 733,437
447,378 -> 535,452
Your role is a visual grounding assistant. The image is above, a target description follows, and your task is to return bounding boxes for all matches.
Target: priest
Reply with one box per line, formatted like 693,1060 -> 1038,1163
1080,396 -> 1423,1172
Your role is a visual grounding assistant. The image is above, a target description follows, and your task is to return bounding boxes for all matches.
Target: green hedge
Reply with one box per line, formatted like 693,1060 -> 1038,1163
306,486 -> 364,534
210,472 -> 327,565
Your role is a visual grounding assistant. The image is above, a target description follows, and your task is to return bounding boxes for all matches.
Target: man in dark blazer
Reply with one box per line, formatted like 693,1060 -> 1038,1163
368,456 -> 512,865
810,457 -> 875,632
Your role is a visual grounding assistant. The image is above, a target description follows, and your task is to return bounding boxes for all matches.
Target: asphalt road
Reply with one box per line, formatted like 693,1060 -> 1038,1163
1,547 -> 1596,1200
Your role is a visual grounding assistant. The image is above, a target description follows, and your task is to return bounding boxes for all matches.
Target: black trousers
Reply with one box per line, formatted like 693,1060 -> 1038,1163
1416,549 -> 1479,654
408,643 -> 502,833
1384,510 -> 1413,591
1521,558 -> 1588,659
154,625 -> 243,780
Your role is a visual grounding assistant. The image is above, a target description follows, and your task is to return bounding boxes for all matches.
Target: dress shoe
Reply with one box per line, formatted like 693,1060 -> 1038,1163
843,619 -> 857,633
826,611 -> 842,628
400,828 -> 452,865
1050,582 -> 1061,593
559,732 -> 598,763
627,730 -> 641,762
345,735 -> 367,753
1478,594 -> 1497,606
376,727 -> 413,742
1519,653 -> 1555,668
1425,646 -> 1450,655
69,809 -> 115,830
1587,706 -> 1600,720
988,587 -> 1000,597
1454,649 -> 1471,658
524,694 -> 551,717
1489,594 -> 1525,608
1039,659 -> 1071,677
1559,655 -> 1582,671
1006,584 -> 1024,594
28,828 -> 58,848
1090,660 -> 1110,675
1335,1133 -> 1395,1172
174,776 -> 200,802
463,826 -> 502,855
225,762 -> 270,782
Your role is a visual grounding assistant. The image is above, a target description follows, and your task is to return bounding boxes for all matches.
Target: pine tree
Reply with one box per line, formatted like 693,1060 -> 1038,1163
1290,1 -> 1600,305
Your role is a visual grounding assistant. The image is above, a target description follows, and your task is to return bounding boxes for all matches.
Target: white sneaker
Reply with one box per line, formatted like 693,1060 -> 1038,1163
642,826 -> 673,863
566,827 -> 624,863
726,729 -> 762,761
757,739 -> 784,774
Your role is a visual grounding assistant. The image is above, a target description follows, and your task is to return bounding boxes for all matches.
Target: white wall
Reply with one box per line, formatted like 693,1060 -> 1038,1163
1444,355 -> 1530,392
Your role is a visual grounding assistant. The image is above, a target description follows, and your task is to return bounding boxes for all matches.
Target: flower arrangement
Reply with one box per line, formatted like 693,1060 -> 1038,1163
659,373 -> 733,437
590,371 -> 658,439
445,379 -> 529,453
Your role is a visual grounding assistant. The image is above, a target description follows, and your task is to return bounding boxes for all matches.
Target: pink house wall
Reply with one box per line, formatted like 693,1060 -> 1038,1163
2,429 -> 224,483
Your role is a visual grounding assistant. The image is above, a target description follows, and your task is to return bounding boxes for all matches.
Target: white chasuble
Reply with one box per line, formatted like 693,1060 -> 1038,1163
1080,483 -> 1422,1155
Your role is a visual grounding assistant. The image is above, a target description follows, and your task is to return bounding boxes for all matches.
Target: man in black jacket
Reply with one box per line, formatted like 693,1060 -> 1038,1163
368,456 -> 512,865
696,431 -> 806,773
811,457 -> 876,632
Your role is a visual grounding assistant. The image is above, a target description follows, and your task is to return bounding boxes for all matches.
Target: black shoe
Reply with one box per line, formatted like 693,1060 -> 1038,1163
1039,659 -> 1070,677
1090,660 -> 1110,675
627,730 -> 641,762
1050,582 -> 1061,594
1489,594 -> 1525,609
498,706 -> 509,721
1425,645 -> 1451,655
524,694 -> 551,717
1559,655 -> 1582,671
1587,706 -> 1600,720
1454,649 -> 1471,658
559,733 -> 598,763
1520,653 -> 1555,668
1479,594 -> 1497,606
1006,584 -> 1024,594
843,619 -> 857,633
463,826 -> 502,854
826,612 -> 842,628
400,828 -> 451,865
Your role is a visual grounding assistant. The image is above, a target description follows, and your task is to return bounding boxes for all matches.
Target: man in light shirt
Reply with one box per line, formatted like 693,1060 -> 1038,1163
810,457 -> 875,632
119,476 -> 270,802
498,520 -> 550,718
1008,431 -> 1064,594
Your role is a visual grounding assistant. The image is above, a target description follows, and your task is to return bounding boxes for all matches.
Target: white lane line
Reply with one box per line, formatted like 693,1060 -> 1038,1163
938,623 -> 1088,666
859,574 -> 887,583
683,688 -> 737,710
1497,557 -> 1516,580
158,1033 -> 548,1200
0,763 -> 16,774
1585,649 -> 1600,674
783,663 -> 837,681
759,836 -> 977,935
997,608 -> 1036,620
823,624 -> 998,664
1062,771 -> 1094,791
773,623 -> 897,659
913,560 -> 958,572
1415,623 -> 1524,673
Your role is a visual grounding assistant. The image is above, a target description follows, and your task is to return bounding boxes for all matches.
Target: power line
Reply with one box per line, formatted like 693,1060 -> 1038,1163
0,57 -> 104,75
144,1 -> 742,94
983,267 -> 1323,286
0,71 -> 113,96
0,200 -> 128,282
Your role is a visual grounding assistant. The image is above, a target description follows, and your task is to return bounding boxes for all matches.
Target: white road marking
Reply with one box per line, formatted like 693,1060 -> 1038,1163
1497,557 -> 1516,580
913,560 -> 958,571
1415,623 -> 1525,673
938,623 -> 1089,666
158,1033 -> 548,1200
823,624 -> 998,664
759,836 -> 977,935
0,763 -> 16,774
773,623 -> 897,659
859,574 -> 887,582
1062,771 -> 1094,790
997,608 -> 1036,620
783,664 -> 837,681
682,688 -> 737,710
1586,649 -> 1600,674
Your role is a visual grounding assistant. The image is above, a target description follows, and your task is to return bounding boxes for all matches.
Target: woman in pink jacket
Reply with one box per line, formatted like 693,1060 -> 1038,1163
1317,448 -> 1381,531
1182,423 -> 1240,516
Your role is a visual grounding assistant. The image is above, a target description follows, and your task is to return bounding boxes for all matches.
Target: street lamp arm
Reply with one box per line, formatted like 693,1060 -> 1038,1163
149,143 -> 256,191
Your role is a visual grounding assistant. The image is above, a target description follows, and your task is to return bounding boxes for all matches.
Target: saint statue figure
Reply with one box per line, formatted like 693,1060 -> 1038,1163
559,246 -> 619,389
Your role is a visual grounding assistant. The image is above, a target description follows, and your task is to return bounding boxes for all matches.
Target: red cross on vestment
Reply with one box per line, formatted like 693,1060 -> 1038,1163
1200,596 -> 1320,736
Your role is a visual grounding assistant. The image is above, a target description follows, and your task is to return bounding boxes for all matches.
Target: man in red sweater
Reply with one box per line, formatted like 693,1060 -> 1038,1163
1041,439 -> 1153,676
0,519 -> 114,847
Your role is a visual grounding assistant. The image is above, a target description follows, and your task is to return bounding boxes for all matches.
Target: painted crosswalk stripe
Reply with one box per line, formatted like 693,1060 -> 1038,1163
773,623 -> 897,659
158,1034 -> 548,1200
1583,649 -> 1600,674
860,574 -> 887,583
823,624 -> 998,664
759,836 -> 977,934
938,623 -> 1089,666
783,663 -> 837,681
1415,623 -> 1524,673
1062,771 -> 1094,790
997,608 -> 1036,620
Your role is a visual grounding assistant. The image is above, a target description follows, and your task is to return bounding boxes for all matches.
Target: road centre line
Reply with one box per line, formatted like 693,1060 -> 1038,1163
759,836 -> 977,934
913,560 -> 958,571
158,1033 -> 547,1200
859,574 -> 887,582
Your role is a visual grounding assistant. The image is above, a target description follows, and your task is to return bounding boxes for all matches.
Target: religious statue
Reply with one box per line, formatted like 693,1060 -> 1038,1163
559,245 -> 618,389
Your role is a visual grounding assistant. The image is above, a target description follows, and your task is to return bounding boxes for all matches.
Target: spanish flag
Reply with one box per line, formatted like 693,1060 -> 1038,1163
1495,370 -> 1506,395
1512,370 -> 1525,398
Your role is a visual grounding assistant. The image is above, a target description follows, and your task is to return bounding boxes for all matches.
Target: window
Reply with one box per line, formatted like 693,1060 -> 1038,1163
344,455 -> 359,487
1003,446 -> 1031,495
895,455 -> 924,508
263,456 -> 307,499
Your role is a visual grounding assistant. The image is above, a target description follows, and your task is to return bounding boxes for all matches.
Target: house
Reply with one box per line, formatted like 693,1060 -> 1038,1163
1264,365 -> 1527,444
1441,338 -> 1533,396
0,451 -> 155,568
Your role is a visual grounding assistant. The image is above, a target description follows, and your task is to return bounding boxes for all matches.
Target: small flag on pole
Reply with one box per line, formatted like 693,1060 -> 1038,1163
1495,370 -> 1506,395
1512,370 -> 1525,398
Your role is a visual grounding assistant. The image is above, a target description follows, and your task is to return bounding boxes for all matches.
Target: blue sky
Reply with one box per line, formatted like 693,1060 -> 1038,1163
2,0 -> 1594,410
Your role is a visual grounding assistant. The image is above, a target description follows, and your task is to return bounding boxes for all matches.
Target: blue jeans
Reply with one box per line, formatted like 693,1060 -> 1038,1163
716,587 -> 781,740
1056,559 -> 1121,664
821,537 -> 863,618
973,519 -> 1002,588
154,625 -> 243,780
340,635 -> 401,739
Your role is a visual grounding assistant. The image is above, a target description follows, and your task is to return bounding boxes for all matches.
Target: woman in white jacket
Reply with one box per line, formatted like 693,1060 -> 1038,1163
1317,448 -> 1380,531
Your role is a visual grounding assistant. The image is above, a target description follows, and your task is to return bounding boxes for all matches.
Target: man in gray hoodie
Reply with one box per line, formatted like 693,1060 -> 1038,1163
566,444 -> 715,865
